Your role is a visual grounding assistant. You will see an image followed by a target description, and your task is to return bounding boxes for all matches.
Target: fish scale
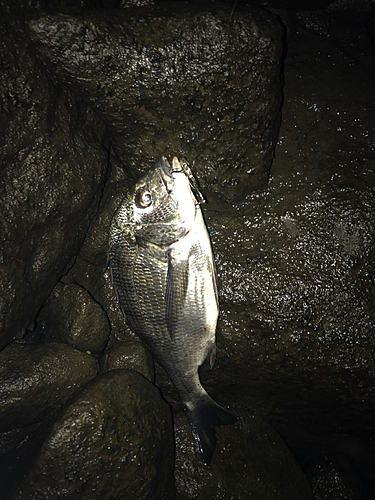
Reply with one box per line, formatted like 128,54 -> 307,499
109,156 -> 236,464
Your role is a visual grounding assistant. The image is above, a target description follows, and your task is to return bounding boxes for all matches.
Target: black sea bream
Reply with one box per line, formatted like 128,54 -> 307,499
108,156 -> 235,464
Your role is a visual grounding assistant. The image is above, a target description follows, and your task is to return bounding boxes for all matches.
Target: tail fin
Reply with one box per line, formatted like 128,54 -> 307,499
186,394 -> 236,465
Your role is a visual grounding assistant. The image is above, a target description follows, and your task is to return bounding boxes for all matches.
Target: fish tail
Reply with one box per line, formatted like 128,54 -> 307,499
186,394 -> 236,465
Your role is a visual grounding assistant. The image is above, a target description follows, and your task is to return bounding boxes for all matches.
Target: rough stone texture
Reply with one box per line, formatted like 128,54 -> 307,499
0,343 -> 98,432
149,14 -> 375,496
308,443 -> 375,500
249,0 -> 335,8
197,19 -> 375,464
101,339 -> 155,382
0,4 -> 109,350
1,0 -> 375,497
16,370 -> 175,500
37,282 -> 110,357
174,408 -> 314,499
257,0 -> 374,13
324,0 -> 375,20
28,3 -> 283,202
295,9 -> 330,34
79,160 -> 132,267
61,256 -> 135,342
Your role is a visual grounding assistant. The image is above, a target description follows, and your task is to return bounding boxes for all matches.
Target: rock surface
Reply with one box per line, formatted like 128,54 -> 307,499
199,16 -> 375,466
101,339 -> 155,382
79,168 -> 131,266
0,3 -> 109,350
308,443 -> 375,500
250,0 -> 335,8
174,407 -> 314,499
37,282 -> 110,357
16,370 -> 175,500
0,342 -> 98,433
61,255 -> 135,342
28,3 -> 283,202
1,0 -> 375,498
0,342 -> 99,500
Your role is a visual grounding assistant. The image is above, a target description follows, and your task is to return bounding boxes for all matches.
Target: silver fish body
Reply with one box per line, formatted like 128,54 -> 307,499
108,156 -> 235,464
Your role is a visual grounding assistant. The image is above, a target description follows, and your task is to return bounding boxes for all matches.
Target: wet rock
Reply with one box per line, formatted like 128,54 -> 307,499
28,3 -> 283,202
120,0 -> 154,6
309,453 -> 371,499
295,9 -> 330,34
368,17 -> 375,45
0,342 -> 98,432
16,370 -> 175,500
244,0 -> 335,10
265,8 -> 296,43
324,0 -> 375,21
79,160 -> 132,266
0,422 -> 50,500
0,423 -> 42,461
0,5 -> 109,350
195,20 -> 375,462
101,339 -> 155,382
37,282 -> 110,357
61,256 -> 134,342
326,17 -> 375,72
305,435 -> 375,499
174,407 -> 314,499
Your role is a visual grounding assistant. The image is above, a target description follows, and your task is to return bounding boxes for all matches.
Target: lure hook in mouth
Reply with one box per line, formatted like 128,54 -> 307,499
171,157 -> 207,205
157,156 -> 175,192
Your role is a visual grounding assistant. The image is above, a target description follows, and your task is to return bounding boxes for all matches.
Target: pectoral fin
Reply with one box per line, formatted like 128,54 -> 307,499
165,252 -> 189,340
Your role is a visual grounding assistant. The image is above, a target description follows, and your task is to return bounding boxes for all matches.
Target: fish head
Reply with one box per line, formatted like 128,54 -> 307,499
131,156 -> 198,246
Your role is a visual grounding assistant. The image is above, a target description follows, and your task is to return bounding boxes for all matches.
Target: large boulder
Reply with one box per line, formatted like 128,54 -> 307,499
37,282 -> 110,357
0,342 -> 98,433
1,0 -> 374,497
174,407 -> 314,499
199,19 -> 375,461
0,342 -> 99,499
28,3 -> 283,202
16,370 -> 175,500
101,339 -> 155,382
0,4 -> 109,350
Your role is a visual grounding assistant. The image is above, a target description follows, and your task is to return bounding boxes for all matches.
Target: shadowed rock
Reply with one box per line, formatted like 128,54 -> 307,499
198,20 -> 375,460
28,3 -> 283,201
37,282 -> 110,357
1,0 -> 375,496
0,343 -> 98,432
0,7 -> 109,350
101,339 -> 155,382
174,407 -> 315,499
16,370 -> 175,500
61,255 -> 135,342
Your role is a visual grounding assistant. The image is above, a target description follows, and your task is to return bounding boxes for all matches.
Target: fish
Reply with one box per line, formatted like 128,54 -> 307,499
108,156 -> 236,464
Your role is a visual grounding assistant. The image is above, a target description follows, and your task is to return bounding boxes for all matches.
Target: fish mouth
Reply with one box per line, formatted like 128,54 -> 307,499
157,156 -> 206,204
157,156 -> 175,192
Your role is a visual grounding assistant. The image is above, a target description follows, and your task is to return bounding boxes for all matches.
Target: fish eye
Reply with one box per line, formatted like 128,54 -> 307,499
136,190 -> 153,208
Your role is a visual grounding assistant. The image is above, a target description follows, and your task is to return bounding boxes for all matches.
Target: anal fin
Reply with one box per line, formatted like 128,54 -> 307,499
200,343 -> 216,371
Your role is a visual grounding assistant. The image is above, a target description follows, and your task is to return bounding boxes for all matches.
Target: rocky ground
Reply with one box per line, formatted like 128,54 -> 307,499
1,0 -> 374,498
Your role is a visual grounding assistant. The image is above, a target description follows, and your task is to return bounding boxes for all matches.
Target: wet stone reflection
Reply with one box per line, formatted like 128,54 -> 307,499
0,0 -> 375,498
